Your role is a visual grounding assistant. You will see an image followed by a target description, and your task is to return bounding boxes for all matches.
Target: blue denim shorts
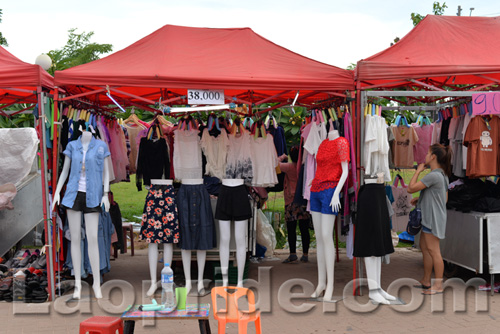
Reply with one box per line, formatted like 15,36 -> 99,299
310,187 -> 338,215
422,225 -> 432,234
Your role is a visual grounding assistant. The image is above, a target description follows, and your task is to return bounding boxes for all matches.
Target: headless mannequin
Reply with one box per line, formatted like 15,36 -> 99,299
181,179 -> 207,294
311,130 -> 348,301
146,179 -> 174,297
219,178 -> 247,287
52,131 -> 110,299
362,177 -> 396,304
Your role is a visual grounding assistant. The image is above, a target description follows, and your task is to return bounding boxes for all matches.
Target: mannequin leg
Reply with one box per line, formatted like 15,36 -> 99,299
84,212 -> 102,299
364,257 -> 389,304
182,249 -> 193,293
147,243 -> 173,296
67,210 -> 83,299
146,244 -> 159,296
218,220 -> 231,287
163,244 -> 173,270
320,214 -> 336,301
311,212 -> 326,298
234,220 -> 248,287
376,256 -> 396,300
197,250 -> 207,293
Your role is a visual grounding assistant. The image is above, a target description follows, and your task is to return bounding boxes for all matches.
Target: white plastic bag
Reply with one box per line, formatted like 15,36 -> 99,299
256,209 -> 276,257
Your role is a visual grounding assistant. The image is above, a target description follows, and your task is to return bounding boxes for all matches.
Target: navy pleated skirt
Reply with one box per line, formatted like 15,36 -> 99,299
176,184 -> 217,250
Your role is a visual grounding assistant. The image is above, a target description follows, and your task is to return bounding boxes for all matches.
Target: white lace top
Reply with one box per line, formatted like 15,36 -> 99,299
200,128 -> 229,180
173,128 -> 203,180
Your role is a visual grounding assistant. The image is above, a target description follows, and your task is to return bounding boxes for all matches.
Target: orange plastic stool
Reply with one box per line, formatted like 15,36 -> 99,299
79,316 -> 124,334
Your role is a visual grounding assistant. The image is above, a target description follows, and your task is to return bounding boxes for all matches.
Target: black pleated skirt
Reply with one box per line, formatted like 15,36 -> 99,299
353,184 -> 394,257
215,185 -> 252,221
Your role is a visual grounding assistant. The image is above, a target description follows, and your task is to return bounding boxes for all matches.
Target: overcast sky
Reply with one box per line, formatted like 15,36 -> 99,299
2,0 -> 499,69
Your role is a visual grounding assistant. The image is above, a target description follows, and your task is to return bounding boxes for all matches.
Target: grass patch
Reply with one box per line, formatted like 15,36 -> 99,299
110,174 -> 147,222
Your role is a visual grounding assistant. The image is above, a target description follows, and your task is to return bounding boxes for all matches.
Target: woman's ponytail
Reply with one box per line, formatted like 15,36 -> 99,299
430,143 -> 452,176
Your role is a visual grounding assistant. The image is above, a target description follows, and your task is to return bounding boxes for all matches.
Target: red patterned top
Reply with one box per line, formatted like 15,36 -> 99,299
311,137 -> 350,192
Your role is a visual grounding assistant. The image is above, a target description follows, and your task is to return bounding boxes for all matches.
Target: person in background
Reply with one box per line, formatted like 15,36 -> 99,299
279,145 -> 311,263
407,144 -> 451,295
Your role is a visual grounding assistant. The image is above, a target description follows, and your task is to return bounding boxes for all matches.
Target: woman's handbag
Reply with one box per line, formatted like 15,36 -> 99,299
406,207 -> 422,235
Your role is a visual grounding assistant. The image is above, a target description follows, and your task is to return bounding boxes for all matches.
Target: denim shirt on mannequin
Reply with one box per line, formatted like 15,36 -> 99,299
61,135 -> 111,208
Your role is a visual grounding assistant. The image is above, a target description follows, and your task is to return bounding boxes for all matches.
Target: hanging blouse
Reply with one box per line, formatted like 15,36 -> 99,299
200,128 -> 229,180
136,137 -> 170,191
107,121 -> 129,183
225,132 -> 254,185
391,124 -> 419,168
173,128 -> 203,180
250,135 -> 279,187
464,116 -> 500,178
365,115 -> 391,181
123,123 -> 147,173
412,123 -> 434,164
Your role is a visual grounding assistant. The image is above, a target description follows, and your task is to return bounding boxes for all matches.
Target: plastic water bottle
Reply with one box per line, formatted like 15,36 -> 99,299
161,263 -> 176,310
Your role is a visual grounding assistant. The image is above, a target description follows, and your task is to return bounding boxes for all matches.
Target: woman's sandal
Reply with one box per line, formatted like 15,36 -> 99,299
282,255 -> 299,264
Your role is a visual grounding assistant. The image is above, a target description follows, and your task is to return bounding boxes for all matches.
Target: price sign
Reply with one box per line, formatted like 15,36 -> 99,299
187,89 -> 225,105
472,92 -> 500,116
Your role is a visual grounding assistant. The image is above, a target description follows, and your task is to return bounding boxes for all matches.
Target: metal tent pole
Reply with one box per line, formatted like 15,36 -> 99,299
38,90 -> 56,301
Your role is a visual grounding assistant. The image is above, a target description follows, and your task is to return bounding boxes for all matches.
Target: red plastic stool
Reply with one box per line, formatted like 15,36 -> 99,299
79,316 -> 124,334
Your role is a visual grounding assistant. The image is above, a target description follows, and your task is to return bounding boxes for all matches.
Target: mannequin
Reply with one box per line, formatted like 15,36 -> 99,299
145,179 -> 174,297
179,178 -> 208,294
310,129 -> 349,301
362,178 -> 396,304
52,130 -> 110,299
217,178 -> 248,287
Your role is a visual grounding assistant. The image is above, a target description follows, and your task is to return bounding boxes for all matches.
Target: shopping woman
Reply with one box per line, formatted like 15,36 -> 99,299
407,144 -> 451,295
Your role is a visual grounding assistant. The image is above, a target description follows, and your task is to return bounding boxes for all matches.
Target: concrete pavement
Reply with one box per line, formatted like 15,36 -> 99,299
1,247 -> 498,333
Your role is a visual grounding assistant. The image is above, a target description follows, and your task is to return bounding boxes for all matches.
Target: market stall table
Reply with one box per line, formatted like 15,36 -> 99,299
440,210 -> 500,296
121,303 -> 211,334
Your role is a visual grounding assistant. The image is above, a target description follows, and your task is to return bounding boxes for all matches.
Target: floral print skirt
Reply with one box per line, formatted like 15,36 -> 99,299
139,184 -> 179,244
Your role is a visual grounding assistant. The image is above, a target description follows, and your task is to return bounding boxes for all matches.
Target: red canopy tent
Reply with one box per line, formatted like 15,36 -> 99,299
54,24 -> 354,109
0,46 -> 53,114
356,15 -> 500,91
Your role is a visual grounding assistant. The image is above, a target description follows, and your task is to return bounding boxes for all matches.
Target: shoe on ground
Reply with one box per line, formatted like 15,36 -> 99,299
282,255 -> 299,264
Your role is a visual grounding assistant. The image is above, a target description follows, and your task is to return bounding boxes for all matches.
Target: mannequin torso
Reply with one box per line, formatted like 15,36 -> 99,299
328,130 -> 339,141
222,179 -> 244,187
182,179 -> 204,185
151,179 -> 173,185
81,131 -> 92,151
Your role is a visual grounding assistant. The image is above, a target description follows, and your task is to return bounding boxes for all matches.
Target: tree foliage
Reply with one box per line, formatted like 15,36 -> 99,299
47,28 -> 112,75
0,105 -> 35,128
392,2 -> 448,45
411,2 -> 448,26
0,9 -> 8,47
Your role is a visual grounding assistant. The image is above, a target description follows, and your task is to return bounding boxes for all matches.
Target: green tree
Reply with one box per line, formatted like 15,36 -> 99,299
47,28 -> 112,75
411,2 -> 448,26
391,2 -> 448,46
0,9 -> 8,46
0,104 -> 35,128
